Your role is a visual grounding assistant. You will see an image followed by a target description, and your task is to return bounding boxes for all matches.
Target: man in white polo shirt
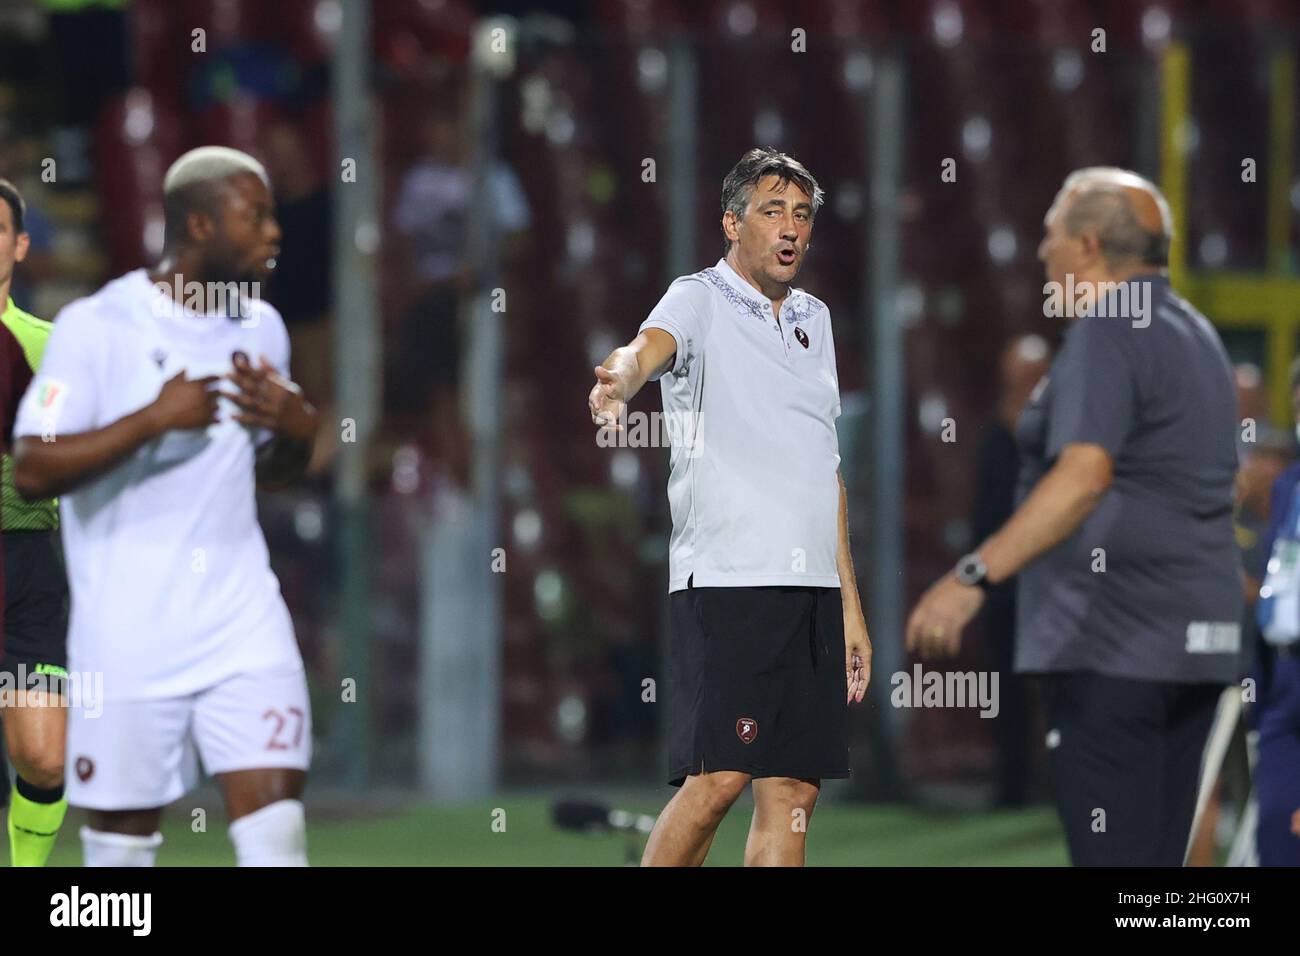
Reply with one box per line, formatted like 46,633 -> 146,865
588,147 -> 872,866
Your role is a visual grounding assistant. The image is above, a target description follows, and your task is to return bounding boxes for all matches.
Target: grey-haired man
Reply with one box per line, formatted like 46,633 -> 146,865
907,168 -> 1242,866
589,148 -> 872,866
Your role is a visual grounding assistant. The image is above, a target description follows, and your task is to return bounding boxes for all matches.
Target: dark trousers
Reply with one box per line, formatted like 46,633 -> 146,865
986,593 -> 1031,805
1041,672 -> 1222,866
1256,650 -> 1300,866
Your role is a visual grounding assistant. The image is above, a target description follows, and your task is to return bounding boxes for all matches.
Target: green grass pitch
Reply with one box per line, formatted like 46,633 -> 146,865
10,794 -> 1069,866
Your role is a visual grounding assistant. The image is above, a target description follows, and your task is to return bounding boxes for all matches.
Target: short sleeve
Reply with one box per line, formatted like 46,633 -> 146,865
1045,315 -> 1137,459
825,311 -> 842,418
637,276 -> 713,382
14,301 -> 104,441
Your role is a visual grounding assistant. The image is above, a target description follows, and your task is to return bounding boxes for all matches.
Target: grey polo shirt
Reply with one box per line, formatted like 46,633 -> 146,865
1013,274 -> 1244,683
639,258 -> 842,593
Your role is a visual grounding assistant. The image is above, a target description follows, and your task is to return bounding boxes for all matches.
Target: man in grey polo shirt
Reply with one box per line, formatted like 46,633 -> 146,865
588,148 -> 872,866
907,168 -> 1243,866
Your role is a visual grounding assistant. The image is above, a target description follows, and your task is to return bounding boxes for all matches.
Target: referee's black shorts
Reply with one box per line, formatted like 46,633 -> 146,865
0,530 -> 70,693
667,581 -> 850,787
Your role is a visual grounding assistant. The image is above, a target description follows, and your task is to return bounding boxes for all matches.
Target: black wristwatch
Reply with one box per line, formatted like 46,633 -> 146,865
954,552 -> 993,592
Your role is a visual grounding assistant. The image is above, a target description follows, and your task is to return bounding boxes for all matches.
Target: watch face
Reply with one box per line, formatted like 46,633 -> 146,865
957,554 -> 986,585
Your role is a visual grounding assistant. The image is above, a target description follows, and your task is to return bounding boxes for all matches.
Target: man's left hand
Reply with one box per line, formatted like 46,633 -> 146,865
905,574 -> 985,660
845,607 -> 872,704
227,352 -> 316,443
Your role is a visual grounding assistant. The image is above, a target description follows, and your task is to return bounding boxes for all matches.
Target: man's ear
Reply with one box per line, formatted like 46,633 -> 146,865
12,232 -> 29,264
1078,228 -> 1104,266
186,209 -> 216,243
722,209 -> 740,245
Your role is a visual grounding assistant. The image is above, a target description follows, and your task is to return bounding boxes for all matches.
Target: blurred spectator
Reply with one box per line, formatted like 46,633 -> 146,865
262,120 -> 335,476
1187,419 -> 1291,865
971,334 -> 1052,807
262,121 -> 332,401
1235,362 -> 1271,460
0,133 -> 56,309
1234,360 -> 1290,604
43,0 -> 130,184
1251,356 -> 1300,865
1237,427 -> 1293,598
388,105 -> 530,481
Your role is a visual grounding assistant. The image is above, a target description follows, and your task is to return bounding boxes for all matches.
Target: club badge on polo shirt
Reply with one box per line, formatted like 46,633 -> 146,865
794,327 -> 809,349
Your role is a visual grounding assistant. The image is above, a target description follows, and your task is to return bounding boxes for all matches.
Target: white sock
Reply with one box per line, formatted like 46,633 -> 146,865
81,827 -> 163,867
228,799 -> 308,867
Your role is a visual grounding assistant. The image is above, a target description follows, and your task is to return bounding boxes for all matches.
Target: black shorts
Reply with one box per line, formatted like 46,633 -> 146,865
667,582 -> 850,787
0,530 -> 70,693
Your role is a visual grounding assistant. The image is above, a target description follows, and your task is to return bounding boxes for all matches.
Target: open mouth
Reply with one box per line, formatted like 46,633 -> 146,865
776,248 -> 797,266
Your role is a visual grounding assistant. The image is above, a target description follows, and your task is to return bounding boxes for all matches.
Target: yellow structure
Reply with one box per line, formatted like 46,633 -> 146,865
1163,43 -> 1298,425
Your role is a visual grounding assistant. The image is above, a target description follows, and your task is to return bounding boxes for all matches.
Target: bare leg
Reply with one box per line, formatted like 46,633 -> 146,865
215,767 -> 306,821
641,771 -> 750,866
86,807 -> 163,835
2,690 -> 67,789
744,777 -> 820,867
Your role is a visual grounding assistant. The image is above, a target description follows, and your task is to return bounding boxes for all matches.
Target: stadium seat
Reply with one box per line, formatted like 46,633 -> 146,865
128,0 -> 185,107
93,88 -> 185,271
179,0 -> 278,50
194,97 -> 283,157
372,0 -> 475,76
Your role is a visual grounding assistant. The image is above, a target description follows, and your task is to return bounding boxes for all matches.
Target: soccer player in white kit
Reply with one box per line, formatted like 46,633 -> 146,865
10,147 -> 317,866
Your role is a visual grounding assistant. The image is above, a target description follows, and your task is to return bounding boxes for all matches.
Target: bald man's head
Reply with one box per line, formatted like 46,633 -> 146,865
1038,167 -> 1173,288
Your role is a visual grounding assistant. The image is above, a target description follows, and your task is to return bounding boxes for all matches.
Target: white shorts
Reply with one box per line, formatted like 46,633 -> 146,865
67,666 -> 312,810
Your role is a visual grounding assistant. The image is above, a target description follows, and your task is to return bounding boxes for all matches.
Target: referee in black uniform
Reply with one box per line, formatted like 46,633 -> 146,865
907,168 -> 1242,866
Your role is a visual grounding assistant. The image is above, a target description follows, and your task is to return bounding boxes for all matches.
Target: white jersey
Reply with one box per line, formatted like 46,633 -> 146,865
13,269 -> 302,700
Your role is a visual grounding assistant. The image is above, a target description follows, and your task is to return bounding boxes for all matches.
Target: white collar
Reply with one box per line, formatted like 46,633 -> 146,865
714,257 -> 807,312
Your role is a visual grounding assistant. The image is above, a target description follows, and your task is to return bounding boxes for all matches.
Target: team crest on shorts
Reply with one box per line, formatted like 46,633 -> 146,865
794,327 -> 809,349
75,756 -> 95,782
736,717 -> 758,744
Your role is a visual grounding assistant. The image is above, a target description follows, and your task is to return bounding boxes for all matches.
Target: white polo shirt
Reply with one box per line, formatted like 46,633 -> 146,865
639,257 -> 842,593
